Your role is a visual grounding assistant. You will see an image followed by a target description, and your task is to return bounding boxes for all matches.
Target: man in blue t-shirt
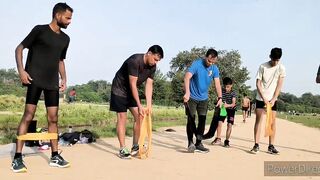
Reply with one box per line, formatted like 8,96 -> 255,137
183,48 -> 222,153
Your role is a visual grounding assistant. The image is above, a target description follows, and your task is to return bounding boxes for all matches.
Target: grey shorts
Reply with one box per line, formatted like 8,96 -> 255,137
187,98 -> 208,117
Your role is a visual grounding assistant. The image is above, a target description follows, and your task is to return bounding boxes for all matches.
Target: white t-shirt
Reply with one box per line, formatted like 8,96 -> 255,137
255,61 -> 286,101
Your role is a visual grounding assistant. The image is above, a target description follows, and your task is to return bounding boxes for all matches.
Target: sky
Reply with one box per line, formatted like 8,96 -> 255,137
0,0 -> 319,96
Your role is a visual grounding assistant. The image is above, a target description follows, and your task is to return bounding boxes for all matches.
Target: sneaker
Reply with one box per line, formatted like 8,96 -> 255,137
195,143 -> 209,153
250,144 -> 259,154
187,143 -> 196,153
49,154 -> 70,168
211,138 -> 221,145
119,147 -> 131,159
224,140 -> 230,147
268,145 -> 280,155
11,157 -> 27,173
131,144 -> 139,156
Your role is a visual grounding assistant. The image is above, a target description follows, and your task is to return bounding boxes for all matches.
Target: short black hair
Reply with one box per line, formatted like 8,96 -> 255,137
223,77 -> 233,85
148,45 -> 164,58
270,47 -> 282,60
52,2 -> 73,18
206,48 -> 218,58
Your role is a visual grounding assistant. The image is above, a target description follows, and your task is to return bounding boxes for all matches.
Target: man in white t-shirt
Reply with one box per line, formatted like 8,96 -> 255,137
250,47 -> 286,154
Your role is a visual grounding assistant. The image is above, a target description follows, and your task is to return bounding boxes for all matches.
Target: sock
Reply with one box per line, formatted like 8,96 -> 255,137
51,151 -> 59,157
14,153 -> 22,159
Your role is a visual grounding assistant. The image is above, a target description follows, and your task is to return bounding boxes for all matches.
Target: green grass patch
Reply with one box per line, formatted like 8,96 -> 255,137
278,113 -> 320,128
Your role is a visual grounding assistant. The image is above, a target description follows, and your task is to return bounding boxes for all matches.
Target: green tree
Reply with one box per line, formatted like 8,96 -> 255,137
69,80 -> 111,103
0,68 -> 25,97
138,69 -> 174,106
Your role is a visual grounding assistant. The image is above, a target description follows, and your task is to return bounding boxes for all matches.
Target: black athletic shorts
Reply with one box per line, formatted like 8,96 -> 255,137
255,100 -> 277,111
242,106 -> 249,111
216,108 -> 236,125
110,93 -> 137,112
26,84 -> 59,107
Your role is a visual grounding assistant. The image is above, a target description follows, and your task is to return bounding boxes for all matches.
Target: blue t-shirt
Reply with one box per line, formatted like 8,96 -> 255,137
188,58 -> 220,101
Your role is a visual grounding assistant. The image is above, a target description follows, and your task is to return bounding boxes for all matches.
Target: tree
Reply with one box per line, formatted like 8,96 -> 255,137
0,68 -> 25,97
168,46 -> 250,109
138,69 -> 174,106
69,80 -> 111,103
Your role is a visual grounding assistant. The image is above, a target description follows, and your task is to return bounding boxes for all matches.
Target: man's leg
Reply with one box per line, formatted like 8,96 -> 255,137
129,107 -> 141,145
267,110 -> 279,154
129,107 -> 141,155
194,100 -> 209,153
254,109 -> 264,144
47,107 -> 59,153
11,104 -> 36,173
185,100 -> 197,152
242,110 -> 246,122
117,112 -> 128,148
110,93 -> 131,158
250,103 -> 265,153
195,115 -> 206,145
12,84 -> 41,172
15,104 -> 37,154
43,89 -> 70,167
47,106 -> 70,167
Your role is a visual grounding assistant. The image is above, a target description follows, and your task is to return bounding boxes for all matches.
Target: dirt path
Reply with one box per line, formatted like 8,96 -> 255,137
0,115 -> 320,180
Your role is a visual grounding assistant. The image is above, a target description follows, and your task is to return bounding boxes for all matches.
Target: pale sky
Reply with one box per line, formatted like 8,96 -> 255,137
0,0 -> 319,96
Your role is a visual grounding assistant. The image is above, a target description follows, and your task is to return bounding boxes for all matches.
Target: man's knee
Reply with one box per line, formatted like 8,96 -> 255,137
22,111 -> 35,123
47,114 -> 58,123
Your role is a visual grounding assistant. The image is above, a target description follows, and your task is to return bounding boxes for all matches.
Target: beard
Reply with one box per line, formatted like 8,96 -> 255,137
57,21 -> 68,29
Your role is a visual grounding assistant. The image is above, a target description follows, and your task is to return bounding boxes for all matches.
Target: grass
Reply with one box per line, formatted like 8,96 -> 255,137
0,96 -> 193,144
278,113 -> 320,129
1,95 -> 319,144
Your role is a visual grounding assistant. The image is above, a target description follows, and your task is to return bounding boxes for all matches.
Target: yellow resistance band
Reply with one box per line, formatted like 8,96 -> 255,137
264,103 -> 273,137
138,113 -> 152,159
17,133 -> 58,140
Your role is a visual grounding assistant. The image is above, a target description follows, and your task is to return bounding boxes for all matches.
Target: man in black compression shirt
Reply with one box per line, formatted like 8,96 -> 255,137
12,2 -> 73,173
110,45 -> 164,159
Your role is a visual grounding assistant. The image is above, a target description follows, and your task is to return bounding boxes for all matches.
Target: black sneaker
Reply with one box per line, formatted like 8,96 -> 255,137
131,144 -> 139,156
250,144 -> 259,154
49,154 -> 70,168
195,143 -> 209,153
268,145 -> 279,155
11,157 -> 27,173
187,142 -> 196,153
224,140 -> 230,148
119,147 -> 131,159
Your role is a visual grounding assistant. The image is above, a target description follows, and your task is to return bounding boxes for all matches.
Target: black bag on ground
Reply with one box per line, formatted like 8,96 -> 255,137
60,131 -> 80,145
80,129 -> 96,143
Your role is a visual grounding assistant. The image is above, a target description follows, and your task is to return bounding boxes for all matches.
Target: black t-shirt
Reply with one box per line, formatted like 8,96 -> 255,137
21,24 -> 70,90
111,54 -> 156,97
